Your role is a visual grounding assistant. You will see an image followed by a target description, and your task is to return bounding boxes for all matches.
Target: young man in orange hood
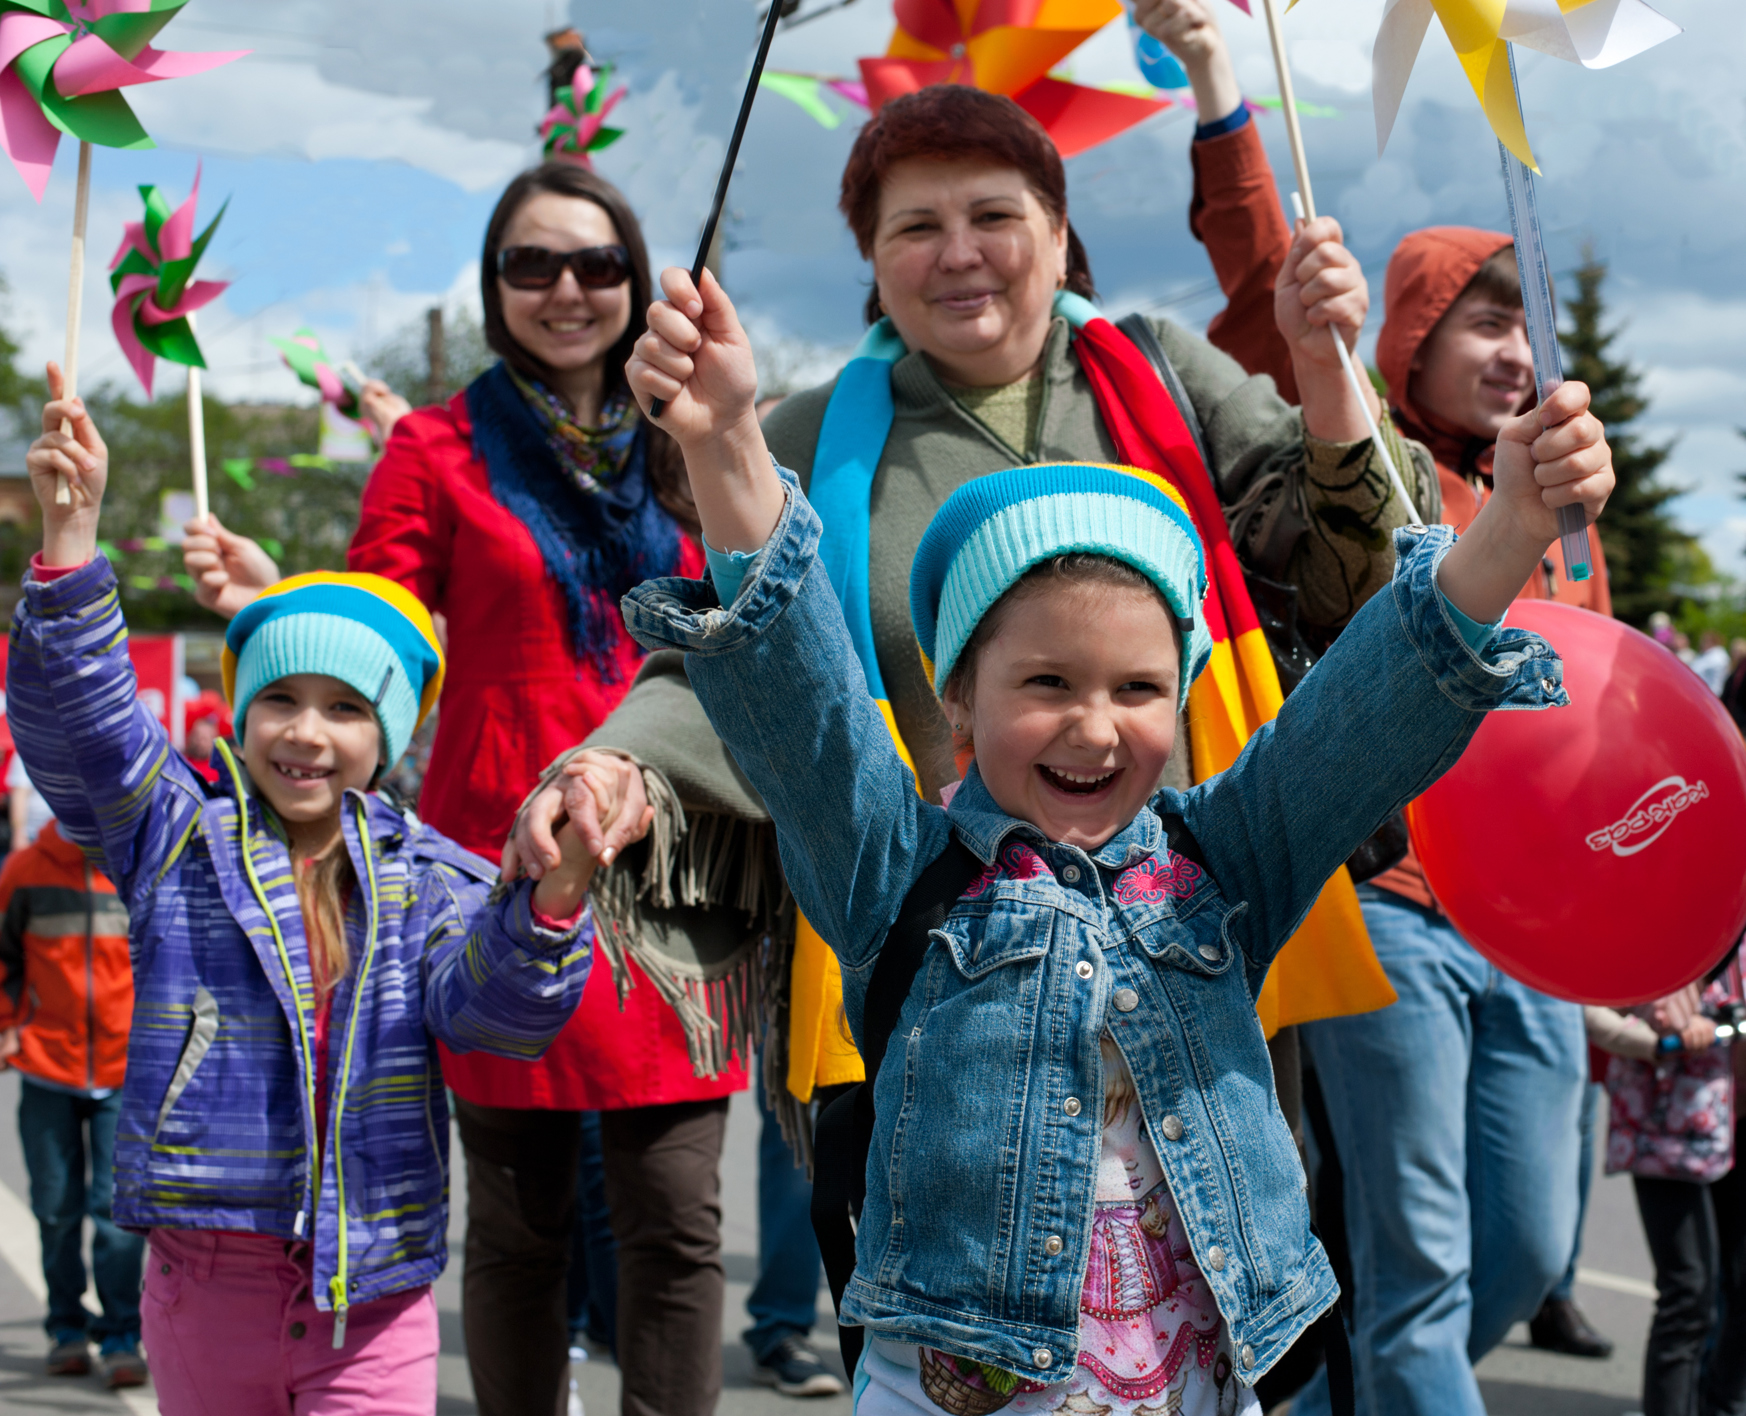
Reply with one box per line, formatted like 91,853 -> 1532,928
1293,228 -> 1609,1416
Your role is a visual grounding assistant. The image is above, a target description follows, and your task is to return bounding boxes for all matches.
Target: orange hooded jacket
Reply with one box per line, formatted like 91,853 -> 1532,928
1371,226 -> 1612,909
0,819 -> 132,1093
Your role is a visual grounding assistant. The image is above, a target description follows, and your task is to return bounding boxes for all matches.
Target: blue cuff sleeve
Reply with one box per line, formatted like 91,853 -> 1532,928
1443,597 -> 1502,653
1194,103 -> 1251,141
704,537 -> 762,606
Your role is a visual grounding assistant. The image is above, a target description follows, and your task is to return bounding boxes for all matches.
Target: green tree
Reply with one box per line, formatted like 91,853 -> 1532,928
1557,252 -> 1690,625
83,385 -> 365,631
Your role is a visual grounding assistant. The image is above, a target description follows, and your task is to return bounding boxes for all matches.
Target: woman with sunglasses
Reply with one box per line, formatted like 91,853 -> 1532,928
342,162 -> 741,1416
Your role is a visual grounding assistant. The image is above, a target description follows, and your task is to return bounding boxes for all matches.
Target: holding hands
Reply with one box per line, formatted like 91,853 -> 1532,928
505,752 -> 656,919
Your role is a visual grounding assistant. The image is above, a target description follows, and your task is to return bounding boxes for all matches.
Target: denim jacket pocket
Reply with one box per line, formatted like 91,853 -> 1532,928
933,902 -> 1053,980
1133,899 -> 1246,978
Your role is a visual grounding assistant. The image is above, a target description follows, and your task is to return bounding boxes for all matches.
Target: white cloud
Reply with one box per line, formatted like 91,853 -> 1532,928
127,60 -> 529,193
1290,37 -> 1374,95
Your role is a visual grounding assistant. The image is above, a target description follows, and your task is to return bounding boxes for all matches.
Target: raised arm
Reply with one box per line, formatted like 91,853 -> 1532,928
12,369 -> 207,919
621,267 -> 951,988
1177,381 -> 1613,969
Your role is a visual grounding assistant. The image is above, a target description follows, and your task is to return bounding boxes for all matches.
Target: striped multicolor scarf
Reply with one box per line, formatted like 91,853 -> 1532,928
785,292 -> 1393,1100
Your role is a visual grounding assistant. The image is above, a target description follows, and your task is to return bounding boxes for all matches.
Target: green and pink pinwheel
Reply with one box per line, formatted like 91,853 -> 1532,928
539,61 -> 625,168
268,327 -> 363,417
0,0 -> 245,200
108,164 -> 227,396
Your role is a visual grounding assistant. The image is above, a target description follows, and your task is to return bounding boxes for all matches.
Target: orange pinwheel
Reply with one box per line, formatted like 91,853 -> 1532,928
860,0 -> 1171,157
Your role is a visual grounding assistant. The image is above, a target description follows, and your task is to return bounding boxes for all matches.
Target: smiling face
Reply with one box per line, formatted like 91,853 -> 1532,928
1410,289 -> 1535,440
496,190 -> 631,394
871,158 -> 1068,389
242,674 -> 382,847
943,578 -> 1181,852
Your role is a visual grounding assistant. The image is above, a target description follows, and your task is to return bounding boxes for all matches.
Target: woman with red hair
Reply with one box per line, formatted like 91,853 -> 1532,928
515,5 -> 1438,1404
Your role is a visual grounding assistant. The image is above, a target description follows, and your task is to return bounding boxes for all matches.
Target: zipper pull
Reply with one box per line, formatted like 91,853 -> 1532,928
293,1209 -> 306,1238
330,1276 -> 349,1349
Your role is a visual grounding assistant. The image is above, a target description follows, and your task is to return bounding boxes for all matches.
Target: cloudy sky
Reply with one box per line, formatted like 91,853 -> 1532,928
1,0 -> 1740,569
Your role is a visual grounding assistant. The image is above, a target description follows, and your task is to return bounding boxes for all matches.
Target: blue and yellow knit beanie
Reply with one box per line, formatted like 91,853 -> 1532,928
910,463 -> 1211,695
222,572 -> 446,769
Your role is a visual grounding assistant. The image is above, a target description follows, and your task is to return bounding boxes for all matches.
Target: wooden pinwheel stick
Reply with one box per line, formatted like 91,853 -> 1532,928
1258,0 -> 1422,525
187,312 -> 209,522
56,140 -> 93,507
1258,0 -> 1314,220
649,0 -> 787,420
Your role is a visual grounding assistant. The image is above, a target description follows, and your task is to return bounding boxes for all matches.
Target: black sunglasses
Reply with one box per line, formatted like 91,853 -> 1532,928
496,244 -> 632,291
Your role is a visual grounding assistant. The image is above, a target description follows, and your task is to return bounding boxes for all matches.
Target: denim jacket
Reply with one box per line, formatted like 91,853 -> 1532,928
622,480 -> 1564,1389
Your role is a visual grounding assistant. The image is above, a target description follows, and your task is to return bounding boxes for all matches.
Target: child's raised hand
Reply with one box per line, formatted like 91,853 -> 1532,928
626,267 -> 787,557
1490,380 -> 1613,545
27,362 -> 107,567
1436,380 -> 1614,625
629,267 -> 760,449
182,514 -> 280,619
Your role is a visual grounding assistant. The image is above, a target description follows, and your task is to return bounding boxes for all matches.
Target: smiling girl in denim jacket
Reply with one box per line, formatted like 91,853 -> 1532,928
615,269 -> 1612,1415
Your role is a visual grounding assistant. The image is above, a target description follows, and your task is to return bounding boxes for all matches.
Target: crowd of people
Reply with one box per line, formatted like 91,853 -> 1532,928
0,1 -> 1739,1414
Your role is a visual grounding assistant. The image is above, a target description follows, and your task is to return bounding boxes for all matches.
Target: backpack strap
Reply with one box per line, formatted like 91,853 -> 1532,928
1115,311 -> 1210,471
811,834 -> 983,1375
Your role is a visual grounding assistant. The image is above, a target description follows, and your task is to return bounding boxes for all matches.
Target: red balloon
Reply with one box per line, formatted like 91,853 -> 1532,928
1407,600 -> 1746,1006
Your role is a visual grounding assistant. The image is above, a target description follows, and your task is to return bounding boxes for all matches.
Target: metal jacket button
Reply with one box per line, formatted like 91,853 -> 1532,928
1160,1115 -> 1184,1142
1112,987 -> 1139,1012
1061,864 -> 1081,883
1033,1349 -> 1053,1369
1044,1234 -> 1063,1255
1207,1244 -> 1226,1271
1075,960 -> 1094,980
1063,1097 -> 1081,1116
1198,944 -> 1220,962
1240,1344 -> 1255,1370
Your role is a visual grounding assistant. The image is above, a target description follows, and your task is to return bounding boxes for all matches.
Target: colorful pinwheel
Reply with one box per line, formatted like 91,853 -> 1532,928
539,61 -> 626,168
107,165 -> 228,396
1367,0 -> 1680,168
0,0 -> 246,200
858,0 -> 1172,158
268,327 -> 363,417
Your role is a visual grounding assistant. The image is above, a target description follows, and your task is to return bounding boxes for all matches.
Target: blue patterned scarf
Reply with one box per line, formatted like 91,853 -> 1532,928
466,361 -> 681,680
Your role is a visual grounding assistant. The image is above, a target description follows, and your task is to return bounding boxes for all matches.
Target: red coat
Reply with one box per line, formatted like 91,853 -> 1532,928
349,391 -> 745,1111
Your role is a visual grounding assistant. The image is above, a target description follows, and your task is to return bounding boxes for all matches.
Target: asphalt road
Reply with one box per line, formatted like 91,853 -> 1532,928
0,1075 -> 1659,1416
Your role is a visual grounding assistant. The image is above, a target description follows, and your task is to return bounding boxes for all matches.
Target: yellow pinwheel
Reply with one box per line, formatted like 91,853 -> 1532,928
1370,0 -> 1680,169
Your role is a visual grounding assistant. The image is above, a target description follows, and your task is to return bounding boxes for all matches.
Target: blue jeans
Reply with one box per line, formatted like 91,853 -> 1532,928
1551,1081 -> 1603,1303
1294,890 -> 1586,1416
565,1111 -> 618,1352
743,1072 -> 823,1361
17,1078 -> 143,1344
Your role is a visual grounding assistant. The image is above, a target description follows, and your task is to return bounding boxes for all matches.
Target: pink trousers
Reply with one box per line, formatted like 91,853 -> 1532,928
142,1228 -> 438,1416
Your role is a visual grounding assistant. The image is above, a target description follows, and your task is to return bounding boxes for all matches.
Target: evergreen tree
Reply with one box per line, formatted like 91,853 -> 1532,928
1558,252 -> 1689,625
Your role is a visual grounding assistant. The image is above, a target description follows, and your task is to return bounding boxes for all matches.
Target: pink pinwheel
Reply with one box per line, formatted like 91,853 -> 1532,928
107,163 -> 228,396
0,0 -> 247,201
538,61 -> 626,169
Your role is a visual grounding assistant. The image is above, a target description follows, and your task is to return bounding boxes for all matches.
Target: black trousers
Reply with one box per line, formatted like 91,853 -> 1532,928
1634,1122 -> 1746,1416
455,1096 -> 729,1416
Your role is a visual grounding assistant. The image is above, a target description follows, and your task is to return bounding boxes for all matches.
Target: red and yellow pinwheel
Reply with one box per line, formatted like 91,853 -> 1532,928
860,0 -> 1171,157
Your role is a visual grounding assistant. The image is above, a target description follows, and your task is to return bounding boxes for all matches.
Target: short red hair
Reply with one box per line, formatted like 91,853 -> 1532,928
839,86 -> 1096,322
